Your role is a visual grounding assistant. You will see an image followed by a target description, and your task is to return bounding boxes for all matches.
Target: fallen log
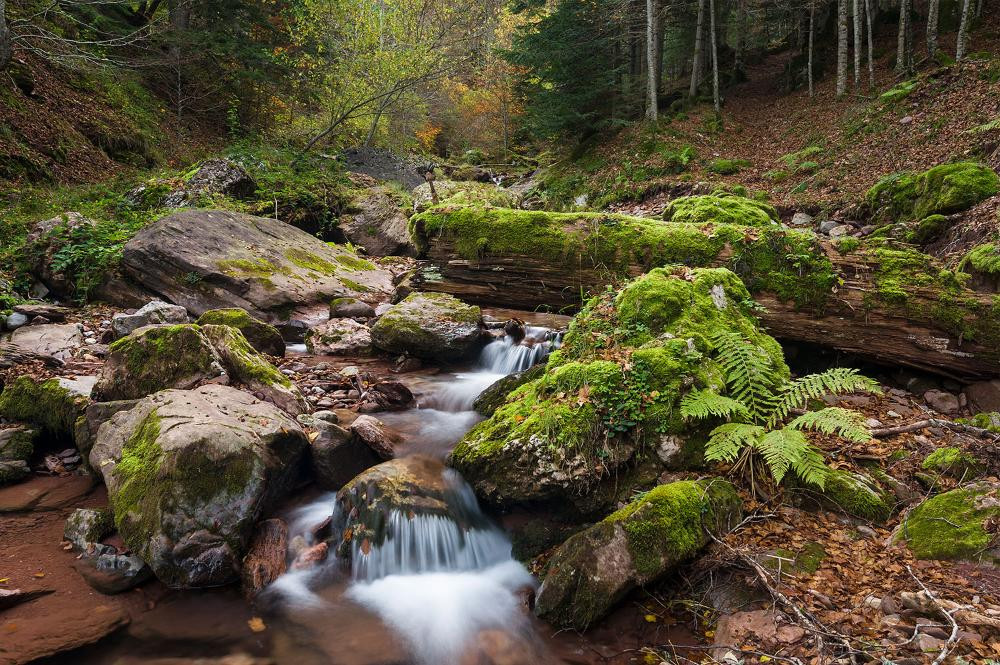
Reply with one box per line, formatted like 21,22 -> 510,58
409,206 -> 1000,380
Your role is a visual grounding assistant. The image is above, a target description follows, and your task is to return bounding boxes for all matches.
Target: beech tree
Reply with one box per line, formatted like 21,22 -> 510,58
689,0 -> 705,97
0,0 -> 10,71
896,0 -> 912,74
926,0 -> 940,57
836,0 -> 847,97
646,0 -> 657,120
956,0 -> 973,60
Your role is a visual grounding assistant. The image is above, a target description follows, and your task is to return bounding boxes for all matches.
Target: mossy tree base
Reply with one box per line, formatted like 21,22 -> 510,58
411,206 -> 1000,380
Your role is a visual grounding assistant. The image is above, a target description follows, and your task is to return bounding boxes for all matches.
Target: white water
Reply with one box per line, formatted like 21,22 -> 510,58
268,324 -> 560,664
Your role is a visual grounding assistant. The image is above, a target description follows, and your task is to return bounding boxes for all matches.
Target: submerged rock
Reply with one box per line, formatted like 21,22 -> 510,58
900,481 -> 1000,563
112,300 -> 189,339
534,479 -> 742,630
118,209 -> 393,321
371,292 -> 485,360
89,384 -> 308,588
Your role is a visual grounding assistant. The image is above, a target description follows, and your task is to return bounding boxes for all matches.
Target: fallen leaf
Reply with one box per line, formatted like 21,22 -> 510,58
644,614 -> 657,623
248,617 -> 266,632
32,573 -> 45,579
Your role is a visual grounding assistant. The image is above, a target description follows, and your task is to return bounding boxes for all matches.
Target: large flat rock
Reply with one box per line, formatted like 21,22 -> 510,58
119,210 -> 394,322
9,323 -> 83,361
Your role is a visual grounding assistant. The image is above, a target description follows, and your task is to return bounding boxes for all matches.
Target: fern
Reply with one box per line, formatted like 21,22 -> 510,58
711,331 -> 781,422
705,423 -> 764,463
681,390 -> 749,420
787,407 -> 873,443
788,439 -> 830,489
756,428 -> 809,484
768,368 -> 881,427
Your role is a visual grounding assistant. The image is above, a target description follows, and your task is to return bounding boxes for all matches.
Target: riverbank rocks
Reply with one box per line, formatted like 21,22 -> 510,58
24,212 -> 96,297
305,318 -> 373,356
118,210 -> 393,321
866,161 -> 1000,222
9,323 -> 82,361
339,186 -> 416,257
0,426 -> 37,485
534,479 -> 742,630
662,193 -> 779,227
330,297 -> 377,319
93,324 -> 307,415
88,384 -> 308,588
473,365 -> 546,416
64,507 -> 114,549
161,158 -> 256,207
450,267 -> 784,517
112,301 -> 189,339
72,543 -> 153,594
0,376 -> 88,441
899,482 -> 1000,563
371,292 -> 484,360
197,308 -> 285,357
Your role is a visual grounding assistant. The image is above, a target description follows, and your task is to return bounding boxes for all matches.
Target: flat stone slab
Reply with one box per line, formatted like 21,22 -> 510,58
0,475 -> 97,513
0,601 -> 129,664
9,323 -> 83,360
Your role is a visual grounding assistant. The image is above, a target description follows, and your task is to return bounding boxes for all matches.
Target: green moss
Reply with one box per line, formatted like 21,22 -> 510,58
867,162 -> 999,222
335,253 -> 376,271
217,258 -> 278,278
910,214 -> 951,244
110,410 -> 164,549
284,248 -> 339,275
835,237 -> 861,254
102,324 -> 220,400
820,469 -> 893,522
0,377 -> 82,439
0,427 -> 37,462
201,325 -> 292,388
879,79 -> 918,103
902,483 -> 1000,561
662,194 -> 778,227
340,278 -> 371,293
921,446 -> 983,479
196,308 -> 284,355
959,243 -> 1000,275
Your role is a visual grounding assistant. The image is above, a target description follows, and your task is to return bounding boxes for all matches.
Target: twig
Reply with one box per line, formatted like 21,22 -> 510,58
872,418 -> 999,440
906,565 -> 968,665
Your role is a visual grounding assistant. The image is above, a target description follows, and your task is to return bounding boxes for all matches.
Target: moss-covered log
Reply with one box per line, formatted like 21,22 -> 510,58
410,206 -> 1000,380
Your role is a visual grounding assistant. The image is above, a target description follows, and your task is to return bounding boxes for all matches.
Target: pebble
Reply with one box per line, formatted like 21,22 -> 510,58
865,418 -> 883,428
887,410 -> 902,419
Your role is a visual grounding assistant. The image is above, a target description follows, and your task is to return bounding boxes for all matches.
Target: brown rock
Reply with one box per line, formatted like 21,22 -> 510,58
350,415 -> 400,460
291,542 -> 329,570
0,602 -> 128,664
0,588 -> 53,611
241,518 -> 288,598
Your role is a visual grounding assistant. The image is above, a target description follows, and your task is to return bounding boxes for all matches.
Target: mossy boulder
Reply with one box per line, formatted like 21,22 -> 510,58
900,481 -> 1000,563
196,308 -> 285,357
88,384 -> 308,588
64,507 -> 115,550
473,365 -> 546,416
909,214 -> 951,245
370,292 -> 485,360
921,446 -> 984,480
662,193 -> 778,227
450,267 -> 786,517
0,425 -> 38,485
305,318 -> 373,356
94,324 -> 307,415
866,162 -> 999,222
0,376 -> 88,441
788,469 -> 894,522
412,180 -> 517,213
534,479 -> 742,630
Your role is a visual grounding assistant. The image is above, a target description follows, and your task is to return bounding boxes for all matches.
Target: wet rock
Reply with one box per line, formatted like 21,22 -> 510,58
305,318 -> 373,356
64,507 -> 115,549
898,481 -> 1000,563
118,210 -> 393,321
162,159 -> 256,207
291,542 -> 329,570
73,542 -> 154,594
923,389 -> 960,414
309,421 -> 383,490
349,415 -> 399,461
0,475 -> 97,512
196,308 -> 285,357
473,365 -> 545,416
371,292 -> 485,360
460,628 -> 559,665
241,518 -> 288,598
0,587 -> 54,611
964,379 -> 1000,414
534,479 -> 742,630
330,297 -> 377,319
111,300 -> 189,339
0,600 -> 128,664
357,381 -> 415,412
9,322 -> 82,361
338,187 -> 416,257
89,384 -> 308,588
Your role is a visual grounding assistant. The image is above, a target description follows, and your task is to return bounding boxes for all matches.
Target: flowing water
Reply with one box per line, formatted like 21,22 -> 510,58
263,323 -> 564,664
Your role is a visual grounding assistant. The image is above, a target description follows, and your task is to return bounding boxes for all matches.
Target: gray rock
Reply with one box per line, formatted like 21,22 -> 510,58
4,312 -> 28,330
24,212 -> 96,296
330,297 -> 377,319
339,188 -> 416,257
195,308 -> 285,357
790,212 -> 814,227
819,220 -> 841,233
9,323 -> 82,361
374,303 -> 393,317
924,389 -> 960,414
13,303 -> 71,321
964,379 -> 1000,414
349,415 -> 398,461
305,318 -> 373,356
827,224 -> 851,238
309,422 -> 382,490
64,508 -> 115,550
162,159 -> 256,208
118,210 -> 393,321
72,542 -> 153,594
370,292 -> 484,360
112,301 -> 188,339
89,384 -> 308,588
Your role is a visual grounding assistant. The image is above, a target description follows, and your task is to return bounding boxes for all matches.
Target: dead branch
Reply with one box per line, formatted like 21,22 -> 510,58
871,418 -> 1000,440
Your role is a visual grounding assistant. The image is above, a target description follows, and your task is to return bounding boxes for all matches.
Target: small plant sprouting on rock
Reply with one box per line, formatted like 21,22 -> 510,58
680,331 -> 880,491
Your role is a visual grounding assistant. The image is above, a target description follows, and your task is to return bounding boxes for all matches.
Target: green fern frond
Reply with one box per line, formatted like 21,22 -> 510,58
711,331 -> 780,423
768,368 -> 880,427
705,423 -> 764,463
755,428 -> 809,484
787,407 -> 873,443
680,389 -> 749,420
788,439 -> 830,489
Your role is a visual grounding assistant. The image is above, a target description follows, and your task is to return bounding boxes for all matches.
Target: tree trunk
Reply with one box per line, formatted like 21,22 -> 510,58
645,0 -> 658,121
865,0 -> 875,88
853,0 -> 863,88
896,0 -> 912,74
956,0 -> 973,60
690,0 -> 706,98
0,0 -> 12,71
709,0 -> 720,113
808,0 -> 815,97
837,0 -> 849,97
411,209 -> 1000,380
734,0 -> 746,78
926,0 -> 940,57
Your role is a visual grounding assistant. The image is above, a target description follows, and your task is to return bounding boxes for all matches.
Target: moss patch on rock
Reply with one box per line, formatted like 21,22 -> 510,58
866,162 -> 999,222
370,292 -> 483,360
196,308 -> 285,357
901,482 -> 1000,562
662,193 -> 778,227
0,377 -> 86,440
921,446 -> 984,479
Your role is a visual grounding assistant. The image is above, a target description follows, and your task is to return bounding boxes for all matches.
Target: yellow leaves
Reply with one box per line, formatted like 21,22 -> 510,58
32,572 -> 45,579
247,617 -> 266,633
307,430 -> 320,443
643,613 -> 657,623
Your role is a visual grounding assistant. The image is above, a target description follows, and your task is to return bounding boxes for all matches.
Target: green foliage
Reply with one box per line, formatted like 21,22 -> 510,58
879,79 -> 918,104
959,243 -> 1000,275
708,159 -> 751,175
682,332 -> 880,489
866,162 -> 1000,222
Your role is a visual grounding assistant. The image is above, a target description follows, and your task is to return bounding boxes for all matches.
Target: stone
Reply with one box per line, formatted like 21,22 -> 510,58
5,311 -> 28,330
196,308 -> 286,356
819,220 -> 841,233
964,379 -> 1000,414
24,212 -> 96,297
9,323 -> 82,360
291,542 -> 329,570
412,179 -> 516,213
371,292 -> 485,360
0,601 -> 128,664
0,376 -> 88,440
0,475 -> 97,513
241,518 -> 288,598
162,158 -> 257,207
13,303 -> 71,321
112,300 -> 189,338
338,187 -> 417,257
64,507 -> 115,549
118,210 -> 393,321
790,212 -> 814,226
330,297 -> 377,319
305,318 -> 373,356
827,224 -> 851,238
309,421 -> 382,490
0,426 -> 37,486
74,399 -> 142,466
899,481 -> 1000,563
0,588 -> 54,611
72,542 -> 154,594
374,303 -> 393,316
923,389 -> 960,414
89,384 -> 308,587
473,365 -> 545,416
349,415 -> 399,461
534,479 -> 742,630
357,381 -> 415,412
